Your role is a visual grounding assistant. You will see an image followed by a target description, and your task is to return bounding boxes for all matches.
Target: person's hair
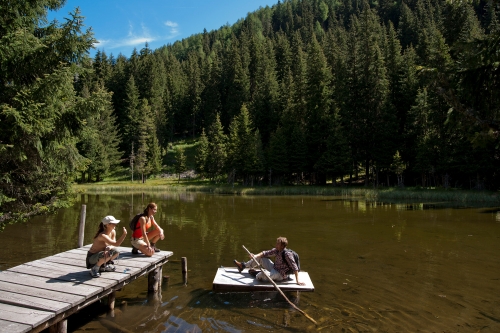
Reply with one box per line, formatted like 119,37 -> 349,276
94,222 -> 105,239
143,202 -> 157,216
277,236 -> 288,248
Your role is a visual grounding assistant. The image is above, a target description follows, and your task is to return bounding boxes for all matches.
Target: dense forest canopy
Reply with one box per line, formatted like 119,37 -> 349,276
1,0 -> 499,223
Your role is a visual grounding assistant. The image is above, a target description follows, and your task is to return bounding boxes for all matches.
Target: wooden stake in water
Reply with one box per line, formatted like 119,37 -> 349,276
78,204 -> 86,248
242,245 -> 317,325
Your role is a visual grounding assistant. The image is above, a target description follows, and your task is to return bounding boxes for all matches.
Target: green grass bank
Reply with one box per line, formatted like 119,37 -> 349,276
74,179 -> 500,204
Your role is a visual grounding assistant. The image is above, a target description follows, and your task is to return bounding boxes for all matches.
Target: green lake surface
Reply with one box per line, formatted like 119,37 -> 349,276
1,192 -> 499,332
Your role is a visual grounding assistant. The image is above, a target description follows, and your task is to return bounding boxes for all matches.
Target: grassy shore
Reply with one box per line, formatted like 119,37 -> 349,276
74,178 -> 500,204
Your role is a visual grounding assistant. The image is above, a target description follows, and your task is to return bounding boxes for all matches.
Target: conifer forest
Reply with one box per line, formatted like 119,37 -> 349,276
1,0 -> 499,220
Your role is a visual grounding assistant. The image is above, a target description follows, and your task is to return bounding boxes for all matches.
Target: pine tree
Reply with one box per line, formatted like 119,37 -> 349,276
268,126 -> 289,184
174,147 -> 187,183
135,99 -> 153,183
123,75 -> 142,156
195,129 -> 209,178
250,38 -> 280,145
148,132 -> 162,175
226,105 -> 255,184
0,4 -> 96,223
206,114 -> 227,181
305,33 -> 332,183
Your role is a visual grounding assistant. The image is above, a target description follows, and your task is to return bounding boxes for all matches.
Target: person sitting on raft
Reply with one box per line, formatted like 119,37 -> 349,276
130,202 -> 164,256
87,215 -> 127,278
234,236 -> 305,286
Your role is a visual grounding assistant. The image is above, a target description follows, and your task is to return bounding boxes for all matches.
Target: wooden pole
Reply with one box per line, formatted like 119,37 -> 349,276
148,268 -> 161,292
242,245 -> 317,325
108,291 -> 116,311
49,319 -> 67,333
78,205 -> 86,248
181,257 -> 187,286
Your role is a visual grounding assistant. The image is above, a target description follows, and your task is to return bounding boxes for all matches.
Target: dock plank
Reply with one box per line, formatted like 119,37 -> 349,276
0,303 -> 54,328
7,264 -> 120,289
212,267 -> 315,292
22,260 -> 138,284
0,319 -> 31,333
44,254 -> 148,269
0,281 -> 83,307
0,271 -> 103,298
0,245 -> 173,332
0,290 -> 70,313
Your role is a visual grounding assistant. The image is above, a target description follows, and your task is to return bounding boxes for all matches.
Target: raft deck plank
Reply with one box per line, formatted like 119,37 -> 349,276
0,246 -> 173,333
212,267 -> 315,292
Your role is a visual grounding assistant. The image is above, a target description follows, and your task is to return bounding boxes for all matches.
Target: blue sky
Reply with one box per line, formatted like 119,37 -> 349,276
48,0 -> 279,58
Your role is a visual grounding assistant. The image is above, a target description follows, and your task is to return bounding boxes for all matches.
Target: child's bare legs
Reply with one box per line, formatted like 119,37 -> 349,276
96,250 -> 119,266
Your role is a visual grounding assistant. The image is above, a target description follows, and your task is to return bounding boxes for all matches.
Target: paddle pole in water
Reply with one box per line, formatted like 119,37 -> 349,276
242,245 -> 317,325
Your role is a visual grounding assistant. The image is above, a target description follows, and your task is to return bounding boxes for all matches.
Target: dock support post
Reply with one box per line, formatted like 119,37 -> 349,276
49,319 -> 67,333
148,267 -> 161,292
108,291 -> 116,311
78,204 -> 86,248
182,257 -> 187,285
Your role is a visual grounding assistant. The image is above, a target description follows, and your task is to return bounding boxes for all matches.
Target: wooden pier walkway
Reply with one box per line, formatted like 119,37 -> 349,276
0,245 -> 173,333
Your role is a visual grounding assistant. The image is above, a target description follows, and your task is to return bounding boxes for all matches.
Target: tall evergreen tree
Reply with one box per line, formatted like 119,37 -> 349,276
123,75 -> 141,156
78,85 -> 123,182
305,33 -> 333,183
195,129 -> 209,178
134,99 -> 153,182
174,147 -> 187,183
206,114 -> 228,181
0,4 -> 96,223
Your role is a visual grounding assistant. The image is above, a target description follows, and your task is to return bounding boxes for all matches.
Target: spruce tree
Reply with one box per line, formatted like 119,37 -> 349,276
123,75 -> 142,156
305,33 -> 332,182
268,126 -> 289,184
134,99 -> 153,183
206,114 -> 227,181
174,147 -> 188,183
195,129 -> 209,178
0,4 -> 96,223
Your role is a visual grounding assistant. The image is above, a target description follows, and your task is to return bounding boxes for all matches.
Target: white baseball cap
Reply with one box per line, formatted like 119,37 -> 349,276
102,215 -> 120,225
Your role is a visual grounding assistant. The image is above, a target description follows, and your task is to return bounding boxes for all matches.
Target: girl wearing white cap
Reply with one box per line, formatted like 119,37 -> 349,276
86,215 -> 128,278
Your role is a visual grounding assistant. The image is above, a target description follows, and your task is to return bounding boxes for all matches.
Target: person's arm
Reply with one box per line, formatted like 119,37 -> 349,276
151,217 -> 164,240
284,251 -> 305,286
250,249 -> 272,260
101,228 -> 127,247
294,271 -> 305,286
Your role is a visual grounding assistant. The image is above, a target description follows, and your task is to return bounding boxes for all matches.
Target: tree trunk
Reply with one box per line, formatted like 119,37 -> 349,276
365,159 -> 370,187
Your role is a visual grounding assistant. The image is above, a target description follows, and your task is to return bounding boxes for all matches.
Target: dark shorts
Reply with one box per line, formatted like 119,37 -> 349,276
86,249 -> 120,268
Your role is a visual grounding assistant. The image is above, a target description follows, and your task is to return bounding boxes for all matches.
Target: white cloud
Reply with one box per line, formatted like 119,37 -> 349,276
106,21 -> 155,49
164,21 -> 178,28
164,20 -> 180,39
94,20 -> 180,53
94,39 -> 110,48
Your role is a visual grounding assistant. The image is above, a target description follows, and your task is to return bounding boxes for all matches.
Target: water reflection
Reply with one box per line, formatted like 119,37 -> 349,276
1,193 -> 500,332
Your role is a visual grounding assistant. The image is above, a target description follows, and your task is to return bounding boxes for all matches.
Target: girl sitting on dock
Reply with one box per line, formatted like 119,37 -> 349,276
86,215 -> 128,278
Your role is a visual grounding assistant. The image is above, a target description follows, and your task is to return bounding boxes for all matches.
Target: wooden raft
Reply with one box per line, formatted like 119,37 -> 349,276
212,267 -> 314,292
0,245 -> 173,333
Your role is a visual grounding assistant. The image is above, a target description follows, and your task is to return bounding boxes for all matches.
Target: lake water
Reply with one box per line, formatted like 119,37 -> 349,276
1,192 -> 499,332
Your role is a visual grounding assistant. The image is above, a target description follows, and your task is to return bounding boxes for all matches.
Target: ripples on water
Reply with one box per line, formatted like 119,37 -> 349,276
1,193 -> 499,332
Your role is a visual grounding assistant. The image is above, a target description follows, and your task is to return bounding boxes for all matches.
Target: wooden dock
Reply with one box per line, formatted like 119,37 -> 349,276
212,267 -> 314,292
0,245 -> 173,333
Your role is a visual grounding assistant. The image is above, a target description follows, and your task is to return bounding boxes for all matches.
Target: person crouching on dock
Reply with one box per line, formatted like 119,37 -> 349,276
86,215 -> 127,278
130,202 -> 165,256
